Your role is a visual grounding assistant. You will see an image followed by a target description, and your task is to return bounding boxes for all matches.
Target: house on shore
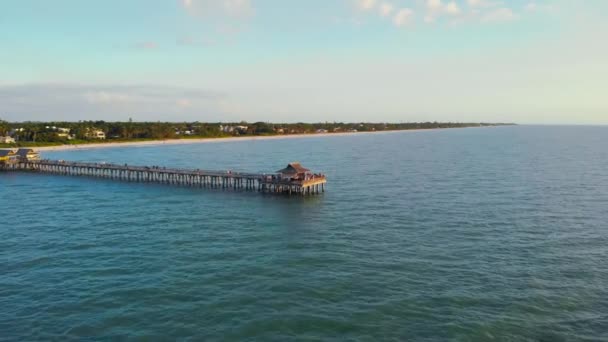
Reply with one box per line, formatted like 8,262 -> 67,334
56,128 -> 75,140
0,136 -> 16,144
85,129 -> 106,140
219,125 -> 248,135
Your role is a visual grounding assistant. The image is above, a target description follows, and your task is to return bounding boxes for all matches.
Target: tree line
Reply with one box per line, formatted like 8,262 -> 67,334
0,119 -> 511,146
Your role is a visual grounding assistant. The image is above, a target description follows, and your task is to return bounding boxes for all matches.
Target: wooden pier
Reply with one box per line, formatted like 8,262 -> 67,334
0,160 -> 327,196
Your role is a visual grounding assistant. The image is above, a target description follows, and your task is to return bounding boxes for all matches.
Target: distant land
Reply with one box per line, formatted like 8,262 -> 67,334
0,120 -> 514,149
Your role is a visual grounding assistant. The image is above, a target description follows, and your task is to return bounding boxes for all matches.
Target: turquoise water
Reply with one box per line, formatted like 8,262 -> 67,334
2,126 -> 608,341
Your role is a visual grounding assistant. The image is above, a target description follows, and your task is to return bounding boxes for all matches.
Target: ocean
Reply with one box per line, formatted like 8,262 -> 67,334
1,126 -> 607,341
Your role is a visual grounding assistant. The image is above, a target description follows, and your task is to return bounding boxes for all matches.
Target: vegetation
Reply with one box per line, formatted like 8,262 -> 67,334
0,120 -> 513,148
0,119 -> 8,136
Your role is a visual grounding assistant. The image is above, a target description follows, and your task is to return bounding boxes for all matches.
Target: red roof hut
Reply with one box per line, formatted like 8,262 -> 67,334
276,162 -> 312,180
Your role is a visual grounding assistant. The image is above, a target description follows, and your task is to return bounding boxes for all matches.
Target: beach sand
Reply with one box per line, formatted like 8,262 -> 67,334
34,129 -> 443,151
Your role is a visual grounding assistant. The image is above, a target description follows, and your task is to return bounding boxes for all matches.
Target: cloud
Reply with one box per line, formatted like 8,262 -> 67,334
357,0 -> 377,11
393,8 -> 414,27
467,0 -> 504,8
525,2 -> 537,12
379,2 -> 394,17
524,2 -> 555,14
0,84 -> 226,121
180,0 -> 253,18
222,0 -> 253,16
178,0 -> 253,42
352,0 -> 531,28
424,0 -> 461,24
481,7 -> 517,23
427,0 -> 443,12
354,0 -> 412,28
445,1 -> 461,15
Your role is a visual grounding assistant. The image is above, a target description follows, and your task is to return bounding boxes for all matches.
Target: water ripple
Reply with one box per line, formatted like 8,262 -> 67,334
2,126 -> 608,340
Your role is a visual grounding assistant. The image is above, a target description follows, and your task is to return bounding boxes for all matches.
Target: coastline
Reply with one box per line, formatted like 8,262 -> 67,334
32,127 -> 476,152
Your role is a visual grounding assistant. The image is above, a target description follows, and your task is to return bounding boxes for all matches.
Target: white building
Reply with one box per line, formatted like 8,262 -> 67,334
85,129 -> 106,140
220,125 -> 248,134
0,136 -> 16,144
56,128 -> 74,139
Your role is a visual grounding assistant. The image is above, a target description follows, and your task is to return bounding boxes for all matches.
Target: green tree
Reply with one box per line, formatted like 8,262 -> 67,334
126,117 -> 134,139
0,118 -> 7,135
251,122 -> 274,134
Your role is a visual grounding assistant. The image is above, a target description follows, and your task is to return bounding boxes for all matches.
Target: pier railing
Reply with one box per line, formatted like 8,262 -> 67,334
1,160 -> 326,195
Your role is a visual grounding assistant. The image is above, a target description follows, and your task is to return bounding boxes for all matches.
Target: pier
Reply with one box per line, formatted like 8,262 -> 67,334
0,158 -> 327,196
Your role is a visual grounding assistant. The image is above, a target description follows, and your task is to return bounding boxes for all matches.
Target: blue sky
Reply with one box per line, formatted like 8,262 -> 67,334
1,0 -> 607,124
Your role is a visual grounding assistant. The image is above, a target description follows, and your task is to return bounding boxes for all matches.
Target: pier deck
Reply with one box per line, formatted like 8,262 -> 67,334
1,160 -> 327,196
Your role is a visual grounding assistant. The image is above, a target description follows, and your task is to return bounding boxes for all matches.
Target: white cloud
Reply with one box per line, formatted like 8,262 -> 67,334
425,0 -> 460,23
357,0 -> 377,11
354,0 -> 411,28
181,0 -> 253,18
222,0 -> 253,16
525,2 -> 537,12
393,8 -> 413,27
445,1 -> 461,15
427,0 -> 443,11
379,2 -> 394,17
481,7 -> 517,23
467,0 -> 504,8
524,2 -> 555,13
0,84 -> 225,121
353,0 -> 524,28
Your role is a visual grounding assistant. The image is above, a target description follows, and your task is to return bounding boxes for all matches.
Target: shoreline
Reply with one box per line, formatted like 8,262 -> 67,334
31,127 -> 479,152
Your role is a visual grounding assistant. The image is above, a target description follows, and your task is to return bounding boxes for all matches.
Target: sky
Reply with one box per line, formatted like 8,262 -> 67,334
0,0 -> 607,124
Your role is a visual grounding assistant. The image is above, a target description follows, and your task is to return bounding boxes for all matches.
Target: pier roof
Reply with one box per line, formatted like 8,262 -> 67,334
0,149 -> 17,157
15,149 -> 38,157
276,162 -> 311,174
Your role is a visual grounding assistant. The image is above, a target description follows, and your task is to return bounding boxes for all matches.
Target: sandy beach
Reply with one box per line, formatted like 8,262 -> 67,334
34,129 -> 442,152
